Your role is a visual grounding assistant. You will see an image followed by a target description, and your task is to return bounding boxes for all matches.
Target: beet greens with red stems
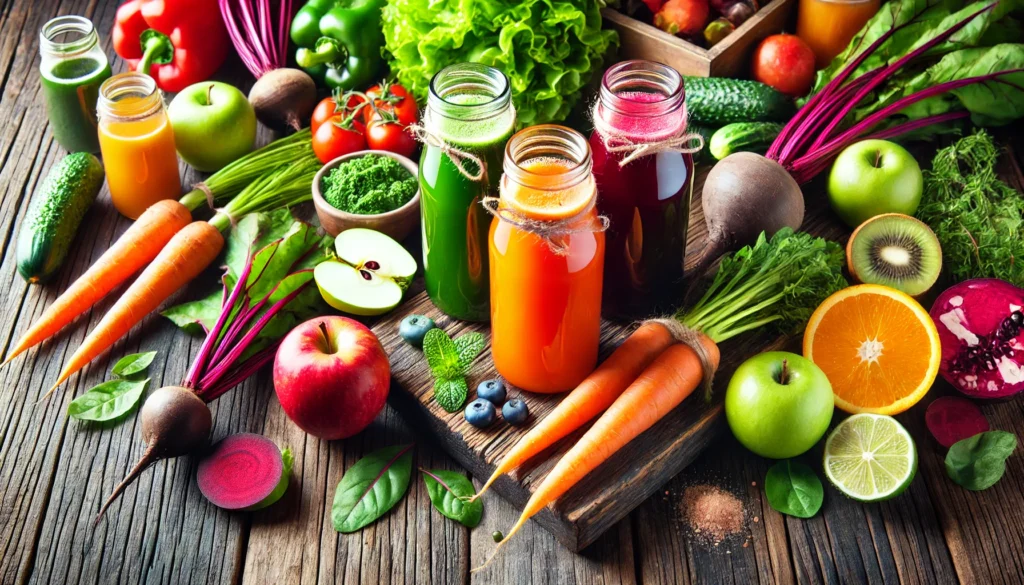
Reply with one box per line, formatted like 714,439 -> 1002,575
96,210 -> 333,522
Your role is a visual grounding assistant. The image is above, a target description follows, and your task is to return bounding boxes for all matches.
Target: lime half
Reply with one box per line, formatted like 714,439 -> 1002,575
823,414 -> 917,502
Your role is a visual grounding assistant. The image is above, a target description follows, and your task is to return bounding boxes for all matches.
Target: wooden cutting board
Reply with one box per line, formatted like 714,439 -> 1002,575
372,168 -> 846,552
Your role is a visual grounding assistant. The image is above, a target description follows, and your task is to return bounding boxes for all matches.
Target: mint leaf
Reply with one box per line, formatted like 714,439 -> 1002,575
453,332 -> 486,375
434,377 -> 468,413
946,430 -> 1017,491
68,378 -> 149,422
111,351 -> 157,378
423,328 -> 461,379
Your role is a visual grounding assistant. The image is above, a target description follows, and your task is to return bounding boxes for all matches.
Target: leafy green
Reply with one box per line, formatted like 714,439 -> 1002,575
678,229 -> 847,347
421,469 -> 483,527
111,351 -> 157,378
381,0 -> 618,127
68,378 -> 149,422
333,444 -> 414,532
916,131 -> 1024,286
945,430 -> 1017,490
422,328 -> 487,412
765,461 -> 824,518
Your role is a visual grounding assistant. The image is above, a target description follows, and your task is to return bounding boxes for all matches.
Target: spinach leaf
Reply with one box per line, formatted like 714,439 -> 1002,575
422,469 -> 483,527
67,378 -> 149,422
332,444 -> 414,532
111,351 -> 157,378
765,460 -> 824,518
945,430 -> 1017,491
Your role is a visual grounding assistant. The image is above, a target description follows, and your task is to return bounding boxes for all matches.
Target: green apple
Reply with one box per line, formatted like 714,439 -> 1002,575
725,351 -> 834,459
168,82 -> 256,172
828,139 -> 923,228
314,229 -> 417,316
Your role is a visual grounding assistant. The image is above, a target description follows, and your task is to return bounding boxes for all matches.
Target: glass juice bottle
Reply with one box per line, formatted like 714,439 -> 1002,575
97,72 -> 181,219
489,125 -> 605,393
590,60 -> 694,319
419,63 -> 516,321
39,15 -> 112,153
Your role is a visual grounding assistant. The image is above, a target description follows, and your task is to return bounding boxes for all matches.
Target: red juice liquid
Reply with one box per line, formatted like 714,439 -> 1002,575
590,90 -> 694,319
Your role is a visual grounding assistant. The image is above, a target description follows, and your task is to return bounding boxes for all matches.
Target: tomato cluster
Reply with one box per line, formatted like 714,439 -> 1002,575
310,81 -> 419,163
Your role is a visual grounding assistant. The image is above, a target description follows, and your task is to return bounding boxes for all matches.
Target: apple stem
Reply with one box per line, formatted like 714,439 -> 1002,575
319,321 -> 334,354
778,359 -> 790,385
873,149 -> 883,169
206,83 -> 214,106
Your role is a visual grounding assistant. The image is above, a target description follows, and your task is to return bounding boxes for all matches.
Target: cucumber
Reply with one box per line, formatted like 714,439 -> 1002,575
688,123 -> 717,163
684,77 -> 794,126
709,122 -> 784,160
17,153 -> 104,283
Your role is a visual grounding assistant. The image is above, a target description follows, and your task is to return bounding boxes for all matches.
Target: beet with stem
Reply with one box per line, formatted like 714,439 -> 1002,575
197,433 -> 292,510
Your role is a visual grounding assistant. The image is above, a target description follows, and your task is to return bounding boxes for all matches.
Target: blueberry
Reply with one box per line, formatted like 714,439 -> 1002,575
502,398 -> 529,426
465,398 -> 497,428
476,379 -> 506,405
398,314 -> 436,347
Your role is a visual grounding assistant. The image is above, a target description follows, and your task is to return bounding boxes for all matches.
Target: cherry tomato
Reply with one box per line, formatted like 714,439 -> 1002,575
365,115 -> 417,158
311,96 -> 339,135
364,82 -> 418,126
312,119 -> 367,164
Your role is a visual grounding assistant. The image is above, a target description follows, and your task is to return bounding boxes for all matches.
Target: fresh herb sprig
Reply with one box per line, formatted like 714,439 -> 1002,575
679,229 -> 847,346
422,329 -> 486,412
67,351 -> 157,422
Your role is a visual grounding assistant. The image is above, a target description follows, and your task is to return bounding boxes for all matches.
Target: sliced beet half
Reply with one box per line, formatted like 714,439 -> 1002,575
197,433 -> 293,510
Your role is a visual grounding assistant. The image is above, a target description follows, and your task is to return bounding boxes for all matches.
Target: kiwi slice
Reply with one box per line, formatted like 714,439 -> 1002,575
847,213 -> 942,296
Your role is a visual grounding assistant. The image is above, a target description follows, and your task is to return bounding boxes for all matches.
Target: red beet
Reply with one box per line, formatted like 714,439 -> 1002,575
925,396 -> 989,448
930,279 -> 1024,400
197,433 -> 290,510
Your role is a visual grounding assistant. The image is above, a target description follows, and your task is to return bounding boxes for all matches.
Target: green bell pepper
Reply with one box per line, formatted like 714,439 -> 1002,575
290,0 -> 386,90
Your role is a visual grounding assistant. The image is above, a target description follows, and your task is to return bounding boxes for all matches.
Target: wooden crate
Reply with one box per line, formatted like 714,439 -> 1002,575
602,0 -> 797,78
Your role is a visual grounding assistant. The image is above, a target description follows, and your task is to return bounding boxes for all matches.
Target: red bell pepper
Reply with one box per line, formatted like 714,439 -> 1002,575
112,0 -> 230,93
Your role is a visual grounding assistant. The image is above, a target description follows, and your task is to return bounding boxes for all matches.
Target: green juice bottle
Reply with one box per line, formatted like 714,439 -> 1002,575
419,63 -> 516,322
39,16 -> 112,153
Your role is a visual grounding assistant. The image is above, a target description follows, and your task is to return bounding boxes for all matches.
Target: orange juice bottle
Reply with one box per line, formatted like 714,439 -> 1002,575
797,0 -> 881,69
489,125 -> 605,393
98,72 -> 181,219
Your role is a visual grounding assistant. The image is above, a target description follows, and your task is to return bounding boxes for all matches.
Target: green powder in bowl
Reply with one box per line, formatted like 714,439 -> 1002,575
320,154 -> 417,215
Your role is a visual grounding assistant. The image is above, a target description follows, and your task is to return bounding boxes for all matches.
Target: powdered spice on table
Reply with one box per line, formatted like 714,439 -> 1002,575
680,485 -> 745,544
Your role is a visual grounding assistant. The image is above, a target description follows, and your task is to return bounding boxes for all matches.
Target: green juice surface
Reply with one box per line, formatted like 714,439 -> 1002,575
41,57 -> 111,153
419,93 -> 515,321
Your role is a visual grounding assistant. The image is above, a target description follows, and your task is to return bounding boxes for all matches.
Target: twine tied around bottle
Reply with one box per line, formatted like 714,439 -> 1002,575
644,318 -> 718,401
591,102 -> 705,167
406,123 -> 486,182
481,195 -> 610,256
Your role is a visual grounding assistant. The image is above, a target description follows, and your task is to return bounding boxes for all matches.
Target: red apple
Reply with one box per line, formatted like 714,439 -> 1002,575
751,34 -> 816,97
273,316 -> 390,440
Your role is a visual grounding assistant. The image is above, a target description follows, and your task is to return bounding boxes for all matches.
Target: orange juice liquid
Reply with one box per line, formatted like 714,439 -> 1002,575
489,157 -> 605,393
98,99 -> 180,219
797,0 -> 881,69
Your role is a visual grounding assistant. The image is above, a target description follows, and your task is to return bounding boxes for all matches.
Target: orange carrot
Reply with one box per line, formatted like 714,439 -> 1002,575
481,337 -> 720,567
48,221 -> 224,392
471,321 -> 676,502
4,199 -> 192,364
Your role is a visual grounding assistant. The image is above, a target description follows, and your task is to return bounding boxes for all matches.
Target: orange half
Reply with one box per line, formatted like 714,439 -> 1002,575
803,284 -> 941,415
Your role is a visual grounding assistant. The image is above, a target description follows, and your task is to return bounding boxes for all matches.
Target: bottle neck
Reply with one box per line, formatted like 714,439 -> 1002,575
501,125 -> 594,221
596,60 -> 686,143
98,72 -> 164,122
39,15 -> 100,58
425,63 -> 514,146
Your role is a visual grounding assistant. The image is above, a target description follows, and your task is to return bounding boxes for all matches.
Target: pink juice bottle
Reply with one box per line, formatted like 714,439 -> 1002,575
590,60 -> 694,319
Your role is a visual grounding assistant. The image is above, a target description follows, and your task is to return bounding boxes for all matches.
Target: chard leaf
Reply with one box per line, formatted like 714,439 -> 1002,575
945,430 -> 1017,491
422,469 -> 482,527
68,378 -> 149,422
332,444 -> 414,532
765,461 -> 824,518
111,351 -> 157,378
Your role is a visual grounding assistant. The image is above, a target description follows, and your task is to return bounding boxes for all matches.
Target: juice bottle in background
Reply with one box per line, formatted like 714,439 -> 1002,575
97,72 -> 181,219
590,60 -> 694,319
489,125 -> 605,393
419,63 -> 516,322
39,15 -> 112,153
797,0 -> 881,69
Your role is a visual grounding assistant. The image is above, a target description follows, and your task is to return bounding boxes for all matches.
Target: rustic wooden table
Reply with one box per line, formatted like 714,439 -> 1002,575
3,1 -> 1024,584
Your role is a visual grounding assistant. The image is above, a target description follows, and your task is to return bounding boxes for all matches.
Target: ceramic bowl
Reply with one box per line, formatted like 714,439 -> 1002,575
312,150 -> 420,242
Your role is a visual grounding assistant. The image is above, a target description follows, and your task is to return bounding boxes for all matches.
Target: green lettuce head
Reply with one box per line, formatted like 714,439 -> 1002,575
382,0 -> 618,127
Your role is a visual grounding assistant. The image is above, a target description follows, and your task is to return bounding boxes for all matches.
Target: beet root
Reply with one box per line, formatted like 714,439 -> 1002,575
95,386 -> 212,522
197,433 -> 291,510
930,279 -> 1024,400
690,152 -> 804,279
925,396 -> 989,448
248,68 -> 317,133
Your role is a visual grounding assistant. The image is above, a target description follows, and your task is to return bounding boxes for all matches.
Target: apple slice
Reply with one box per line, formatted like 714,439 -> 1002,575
314,229 -> 417,316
